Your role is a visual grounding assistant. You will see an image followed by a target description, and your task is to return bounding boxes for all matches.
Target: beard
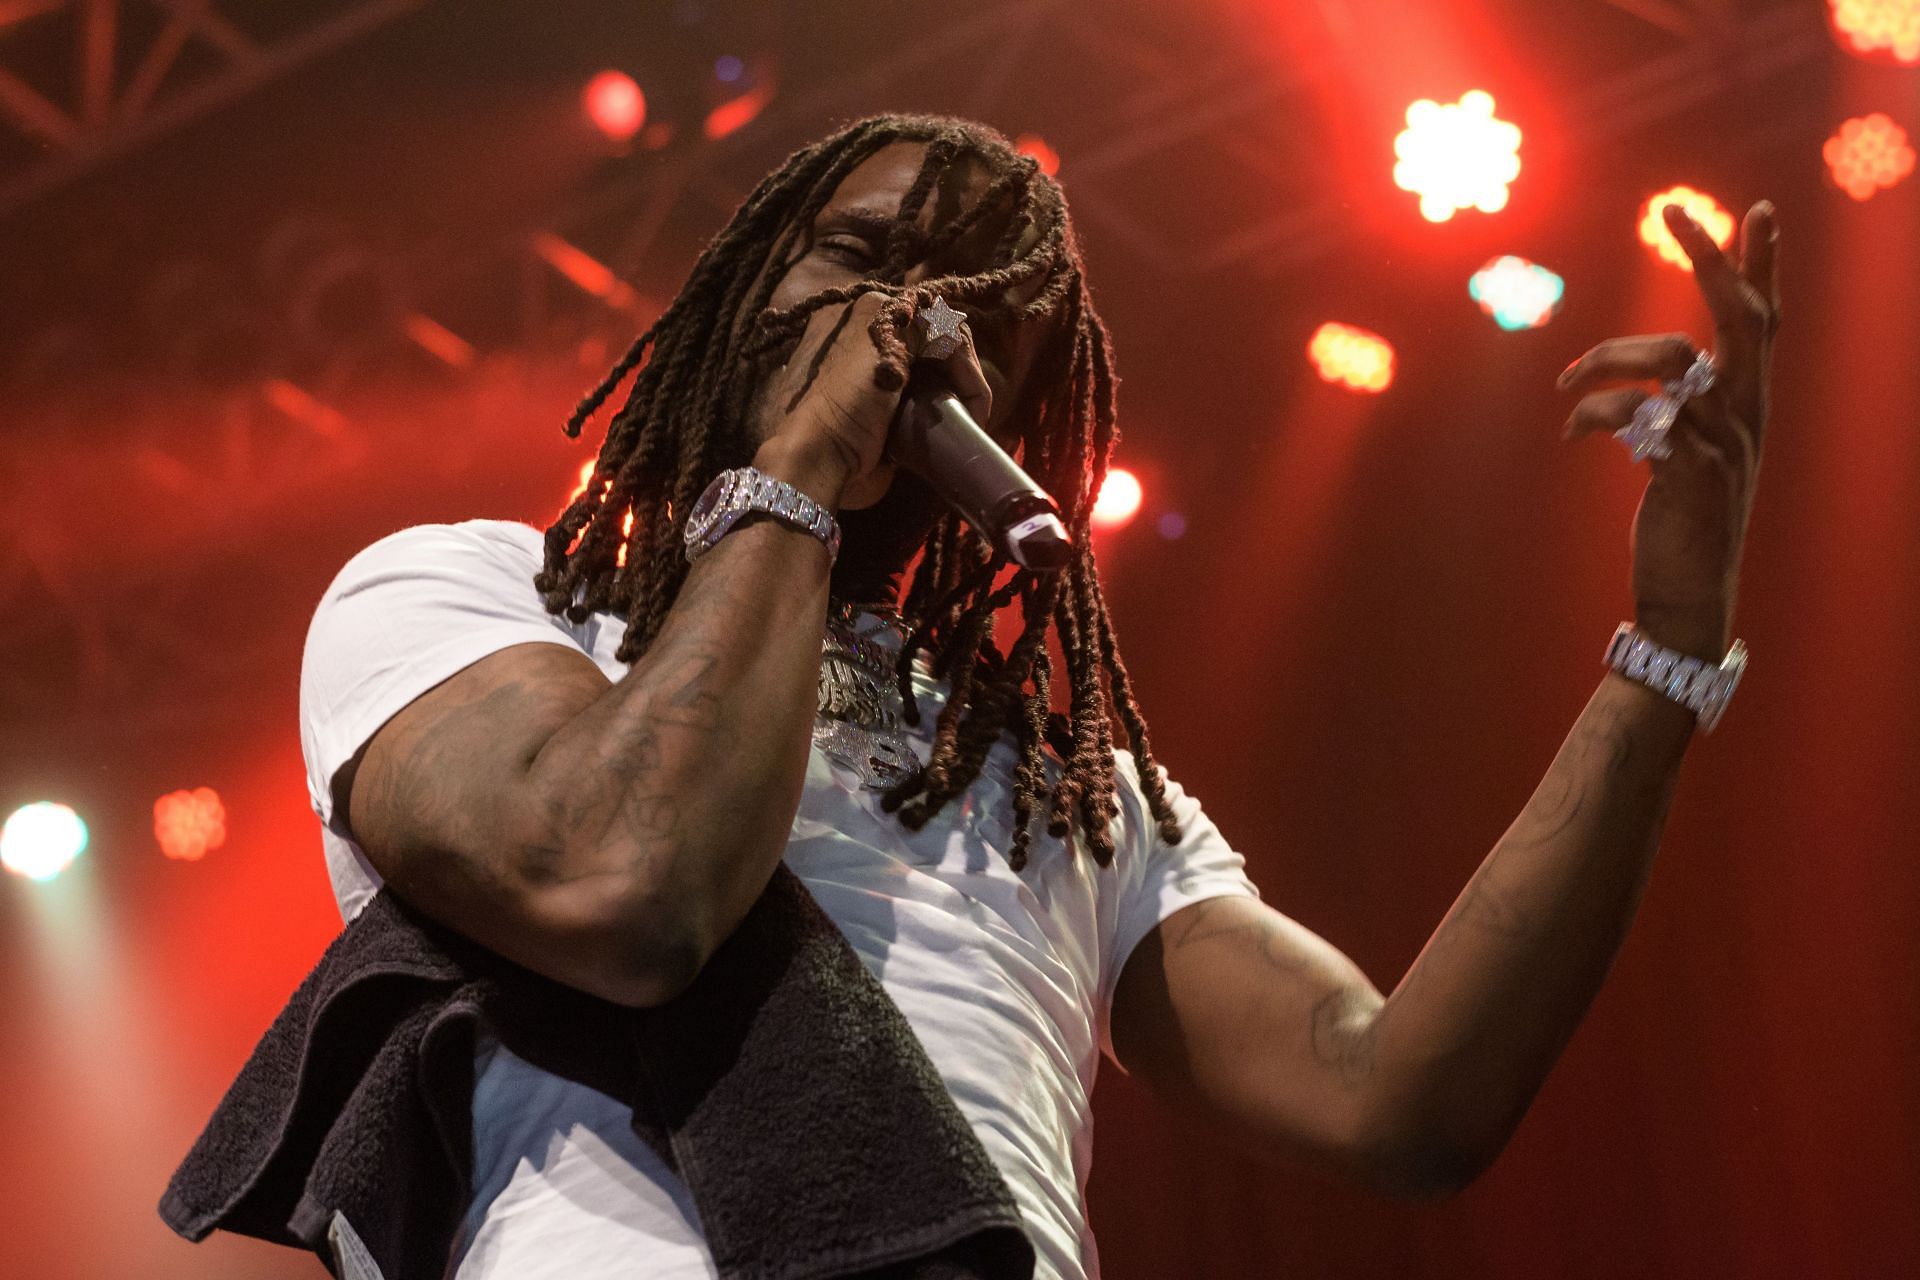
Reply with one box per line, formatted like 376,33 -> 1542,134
829,466 -> 944,606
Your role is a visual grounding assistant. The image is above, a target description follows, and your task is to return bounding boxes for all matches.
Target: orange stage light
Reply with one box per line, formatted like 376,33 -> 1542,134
1091,467 -> 1144,530
1392,90 -> 1522,223
1307,323 -> 1395,393
561,461 -> 636,566
584,70 -> 646,142
1824,113 -> 1916,200
154,788 -> 227,862
1829,0 -> 1920,65
1014,134 -> 1060,178
1637,186 -> 1735,272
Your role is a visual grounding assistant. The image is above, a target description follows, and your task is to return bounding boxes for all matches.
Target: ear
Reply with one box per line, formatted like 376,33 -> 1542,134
838,460 -> 898,511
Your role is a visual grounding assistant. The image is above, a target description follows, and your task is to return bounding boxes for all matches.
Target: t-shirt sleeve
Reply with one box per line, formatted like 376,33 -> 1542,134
298,520 -> 591,840
1098,758 -> 1263,1069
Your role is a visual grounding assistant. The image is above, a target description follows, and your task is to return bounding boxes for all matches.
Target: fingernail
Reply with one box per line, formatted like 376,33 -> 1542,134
1556,359 -> 1579,388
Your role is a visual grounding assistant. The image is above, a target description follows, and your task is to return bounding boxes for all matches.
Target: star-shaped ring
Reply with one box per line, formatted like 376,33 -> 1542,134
914,295 -> 969,361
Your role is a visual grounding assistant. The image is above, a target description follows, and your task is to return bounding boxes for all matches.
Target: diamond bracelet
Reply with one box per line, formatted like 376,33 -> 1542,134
682,466 -> 842,565
1603,623 -> 1748,733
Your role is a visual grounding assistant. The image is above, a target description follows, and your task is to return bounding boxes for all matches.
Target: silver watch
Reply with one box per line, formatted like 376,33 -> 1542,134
683,466 -> 841,565
1604,623 -> 1748,733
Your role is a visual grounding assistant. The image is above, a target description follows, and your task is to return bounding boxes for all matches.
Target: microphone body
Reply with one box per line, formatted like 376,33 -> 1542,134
888,369 -> 1072,571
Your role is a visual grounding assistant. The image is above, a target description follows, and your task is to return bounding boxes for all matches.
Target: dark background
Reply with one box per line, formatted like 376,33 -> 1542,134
1,1 -> 1915,1276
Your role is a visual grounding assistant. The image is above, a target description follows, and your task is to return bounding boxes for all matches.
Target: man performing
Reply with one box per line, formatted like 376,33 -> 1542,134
167,114 -> 1781,1279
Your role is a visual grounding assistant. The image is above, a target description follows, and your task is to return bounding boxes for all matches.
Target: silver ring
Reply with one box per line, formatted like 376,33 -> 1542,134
914,295 -> 968,361
1614,350 -> 1716,463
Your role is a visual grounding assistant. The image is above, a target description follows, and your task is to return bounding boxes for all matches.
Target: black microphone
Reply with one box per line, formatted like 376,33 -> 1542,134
888,365 -> 1072,571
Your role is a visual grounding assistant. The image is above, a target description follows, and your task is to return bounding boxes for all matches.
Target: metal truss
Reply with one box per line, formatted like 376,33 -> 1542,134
0,0 -> 1843,749
549,0 -> 1829,295
0,0 -> 432,214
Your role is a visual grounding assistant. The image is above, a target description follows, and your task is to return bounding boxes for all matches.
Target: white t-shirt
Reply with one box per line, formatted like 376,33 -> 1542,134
298,519 -> 1264,1280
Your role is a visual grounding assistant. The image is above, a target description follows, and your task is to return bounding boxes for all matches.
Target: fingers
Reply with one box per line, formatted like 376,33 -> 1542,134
1558,333 -> 1699,392
1562,387 -> 1650,440
932,320 -> 994,428
1738,200 -> 1782,333
1563,384 -> 1752,466
1662,203 -> 1748,341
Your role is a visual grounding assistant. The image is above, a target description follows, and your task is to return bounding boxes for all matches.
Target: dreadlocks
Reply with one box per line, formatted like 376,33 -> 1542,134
536,113 -> 1181,871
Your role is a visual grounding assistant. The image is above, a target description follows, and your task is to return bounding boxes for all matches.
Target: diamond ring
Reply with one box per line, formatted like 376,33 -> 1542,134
1614,350 -> 1716,463
914,295 -> 968,361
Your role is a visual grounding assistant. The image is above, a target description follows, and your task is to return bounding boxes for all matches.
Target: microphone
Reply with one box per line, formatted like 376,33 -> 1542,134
888,364 -> 1073,572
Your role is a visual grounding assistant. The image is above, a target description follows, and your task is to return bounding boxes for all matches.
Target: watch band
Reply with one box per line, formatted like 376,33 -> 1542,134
682,466 -> 841,565
1604,623 -> 1748,733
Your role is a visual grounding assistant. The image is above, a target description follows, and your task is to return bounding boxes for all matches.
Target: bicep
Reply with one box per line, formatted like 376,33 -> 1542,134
341,640 -> 610,932
1110,894 -> 1385,1174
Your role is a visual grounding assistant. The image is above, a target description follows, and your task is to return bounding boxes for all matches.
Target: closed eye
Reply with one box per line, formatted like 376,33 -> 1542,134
817,235 -> 880,269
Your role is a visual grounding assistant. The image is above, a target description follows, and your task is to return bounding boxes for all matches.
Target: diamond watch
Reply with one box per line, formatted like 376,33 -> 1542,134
683,466 -> 841,565
1604,623 -> 1748,733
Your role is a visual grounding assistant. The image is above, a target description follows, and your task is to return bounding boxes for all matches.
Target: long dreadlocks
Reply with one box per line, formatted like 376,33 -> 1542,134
536,113 -> 1180,871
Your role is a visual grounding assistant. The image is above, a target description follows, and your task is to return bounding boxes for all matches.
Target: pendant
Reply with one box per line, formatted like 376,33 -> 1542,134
813,717 -> 923,790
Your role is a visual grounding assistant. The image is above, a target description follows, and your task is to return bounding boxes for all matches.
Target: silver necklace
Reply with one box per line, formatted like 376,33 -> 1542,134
815,601 -> 923,790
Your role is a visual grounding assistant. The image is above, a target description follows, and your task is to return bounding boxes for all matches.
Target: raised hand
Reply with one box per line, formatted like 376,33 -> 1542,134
1557,200 -> 1782,660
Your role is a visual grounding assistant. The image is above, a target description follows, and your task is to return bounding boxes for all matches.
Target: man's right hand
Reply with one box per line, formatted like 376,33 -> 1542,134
755,292 -> 992,511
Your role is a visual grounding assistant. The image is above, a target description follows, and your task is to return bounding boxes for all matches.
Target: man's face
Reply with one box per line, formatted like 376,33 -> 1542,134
757,139 -> 1059,457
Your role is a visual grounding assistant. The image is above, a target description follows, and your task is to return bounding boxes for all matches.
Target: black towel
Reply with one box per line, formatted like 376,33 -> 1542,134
160,867 -> 1035,1280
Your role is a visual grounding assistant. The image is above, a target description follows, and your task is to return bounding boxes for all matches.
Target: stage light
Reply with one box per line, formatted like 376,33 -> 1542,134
2,802 -> 88,882
1091,468 -> 1143,530
1392,90 -> 1522,223
1824,113 -> 1916,200
568,458 -> 599,501
154,788 -> 227,862
531,232 -> 641,310
1308,322 -> 1395,393
562,461 -> 636,565
584,70 -> 646,142
1638,186 -> 1735,272
704,83 -> 774,140
714,54 -> 745,83
403,313 -> 476,368
263,379 -> 349,437
1829,0 -> 1920,64
1469,255 -> 1565,330
1156,511 -> 1188,540
1015,134 -> 1060,178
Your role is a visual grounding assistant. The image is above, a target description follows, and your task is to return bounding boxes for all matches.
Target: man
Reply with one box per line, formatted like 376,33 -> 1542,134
297,114 -> 1779,1277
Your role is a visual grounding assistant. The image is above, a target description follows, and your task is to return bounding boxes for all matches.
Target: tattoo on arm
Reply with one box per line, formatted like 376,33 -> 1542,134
1310,987 -> 1383,1085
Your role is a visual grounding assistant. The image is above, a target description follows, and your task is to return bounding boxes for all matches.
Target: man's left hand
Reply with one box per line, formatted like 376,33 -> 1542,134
1557,199 -> 1783,660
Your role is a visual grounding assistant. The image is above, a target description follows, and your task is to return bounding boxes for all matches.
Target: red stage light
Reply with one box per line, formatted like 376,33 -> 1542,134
1829,0 -> 1920,64
154,788 -> 227,862
584,70 -> 646,142
1014,134 -> 1060,178
1392,90 -> 1521,223
1091,468 -> 1144,530
1824,113 -> 1916,200
1308,323 -> 1395,393
704,83 -> 775,140
1638,186 -> 1735,272
531,232 -> 640,310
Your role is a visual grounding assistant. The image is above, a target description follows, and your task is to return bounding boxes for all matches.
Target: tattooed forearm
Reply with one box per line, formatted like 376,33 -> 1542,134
1352,673 -> 1696,1177
515,517 -> 833,939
